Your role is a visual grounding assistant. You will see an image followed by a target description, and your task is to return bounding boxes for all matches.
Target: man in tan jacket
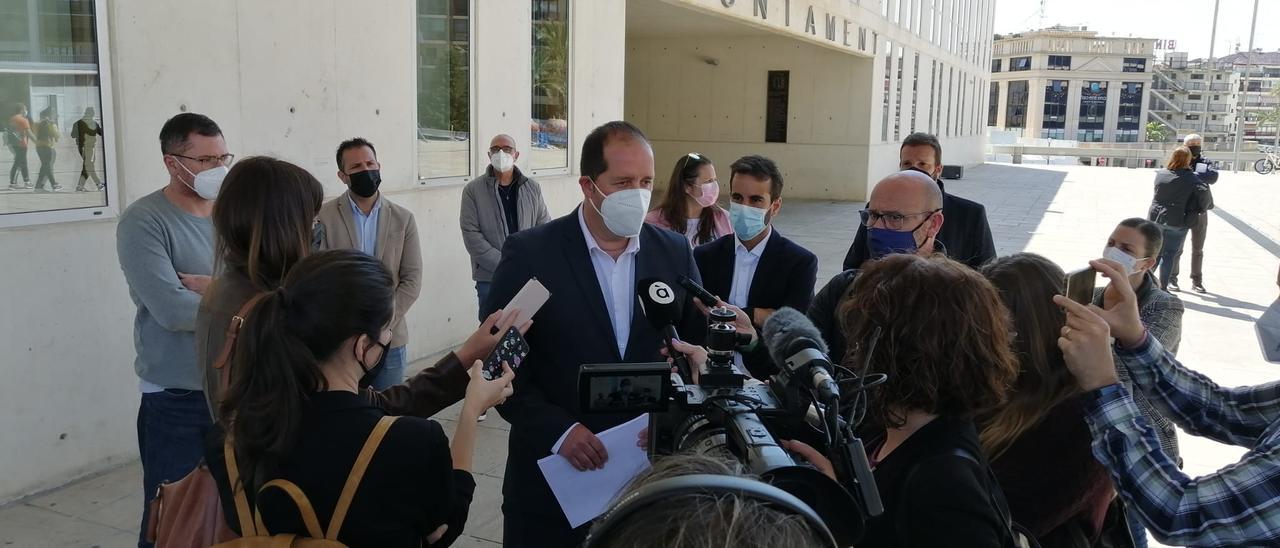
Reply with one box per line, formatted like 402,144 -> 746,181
317,137 -> 422,390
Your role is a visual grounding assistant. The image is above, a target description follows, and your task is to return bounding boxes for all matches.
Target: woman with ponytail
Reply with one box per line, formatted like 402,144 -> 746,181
198,156 -> 527,420
206,250 -> 513,546
980,253 -> 1114,547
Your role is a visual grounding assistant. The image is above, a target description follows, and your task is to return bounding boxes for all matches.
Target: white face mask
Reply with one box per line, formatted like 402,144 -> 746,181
588,180 -> 651,238
1103,246 -> 1145,275
174,160 -> 228,201
490,150 -> 515,172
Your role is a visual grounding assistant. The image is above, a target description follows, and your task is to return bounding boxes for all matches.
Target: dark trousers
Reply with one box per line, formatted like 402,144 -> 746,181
502,502 -> 586,548
137,389 -> 214,548
1155,226 -> 1189,291
77,143 -> 102,188
1170,211 -> 1208,285
34,146 -> 56,188
8,145 -> 28,184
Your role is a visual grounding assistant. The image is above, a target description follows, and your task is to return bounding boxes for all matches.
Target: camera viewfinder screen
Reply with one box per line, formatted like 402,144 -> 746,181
588,374 -> 663,412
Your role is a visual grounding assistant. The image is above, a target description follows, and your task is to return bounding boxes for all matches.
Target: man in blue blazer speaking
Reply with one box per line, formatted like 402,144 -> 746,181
483,121 -> 704,547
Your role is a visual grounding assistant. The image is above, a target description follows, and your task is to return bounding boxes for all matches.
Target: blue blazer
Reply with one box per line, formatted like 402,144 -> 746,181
843,181 -> 996,270
692,229 -> 818,378
482,207 -> 703,526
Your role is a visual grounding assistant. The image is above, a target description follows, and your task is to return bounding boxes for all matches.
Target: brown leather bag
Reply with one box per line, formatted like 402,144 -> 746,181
144,294 -> 266,548
214,416 -> 400,547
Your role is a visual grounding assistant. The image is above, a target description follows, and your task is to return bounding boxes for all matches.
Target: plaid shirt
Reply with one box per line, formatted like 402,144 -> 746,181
1084,334 -> 1280,546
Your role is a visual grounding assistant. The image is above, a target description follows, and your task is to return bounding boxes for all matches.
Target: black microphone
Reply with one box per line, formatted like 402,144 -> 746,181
636,278 -> 693,381
677,275 -> 718,306
762,307 -> 840,403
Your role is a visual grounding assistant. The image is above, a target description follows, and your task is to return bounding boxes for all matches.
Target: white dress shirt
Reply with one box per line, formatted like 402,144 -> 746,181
553,206 -> 642,454
728,226 -> 771,372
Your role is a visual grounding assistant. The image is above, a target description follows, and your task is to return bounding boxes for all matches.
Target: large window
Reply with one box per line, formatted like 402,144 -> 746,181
0,0 -> 115,227
881,40 -> 892,142
1010,56 -> 1031,71
417,0 -> 471,181
1005,80 -> 1028,129
1079,81 -> 1108,130
531,0 -> 569,170
893,45 -> 905,141
1122,57 -> 1146,72
910,53 -> 920,133
987,81 -> 999,126
1117,82 -> 1142,137
1041,80 -> 1067,139
1047,55 -> 1071,70
991,58 -> 1001,72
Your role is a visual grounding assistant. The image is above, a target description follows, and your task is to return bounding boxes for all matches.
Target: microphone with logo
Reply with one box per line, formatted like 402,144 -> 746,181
636,278 -> 694,382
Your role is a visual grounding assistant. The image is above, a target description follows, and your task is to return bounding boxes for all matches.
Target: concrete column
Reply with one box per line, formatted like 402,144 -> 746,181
1066,78 -> 1082,140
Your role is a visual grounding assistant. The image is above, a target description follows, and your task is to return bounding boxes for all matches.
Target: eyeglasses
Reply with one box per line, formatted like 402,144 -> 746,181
170,153 -> 235,169
489,146 -> 516,154
858,208 -> 941,230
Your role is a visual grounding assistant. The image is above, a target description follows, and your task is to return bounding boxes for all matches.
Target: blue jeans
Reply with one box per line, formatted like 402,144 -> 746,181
367,345 -> 407,391
1156,226 -> 1189,290
476,281 -> 492,321
137,389 -> 214,548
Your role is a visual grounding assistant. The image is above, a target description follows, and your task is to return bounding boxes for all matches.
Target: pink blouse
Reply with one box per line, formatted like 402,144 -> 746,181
645,206 -> 733,247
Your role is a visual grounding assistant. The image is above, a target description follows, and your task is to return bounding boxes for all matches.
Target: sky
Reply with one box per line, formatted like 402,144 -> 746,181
993,0 -> 1280,60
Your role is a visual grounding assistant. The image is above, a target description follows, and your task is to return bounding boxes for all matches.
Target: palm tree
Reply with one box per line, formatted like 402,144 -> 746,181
532,20 -> 568,121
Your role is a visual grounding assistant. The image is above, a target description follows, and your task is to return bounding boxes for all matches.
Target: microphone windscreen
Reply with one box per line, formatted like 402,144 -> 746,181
762,307 -> 830,366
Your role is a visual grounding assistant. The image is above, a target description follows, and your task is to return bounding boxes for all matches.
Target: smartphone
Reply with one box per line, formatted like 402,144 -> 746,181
1064,267 -> 1097,305
500,278 -> 551,328
482,326 -> 530,380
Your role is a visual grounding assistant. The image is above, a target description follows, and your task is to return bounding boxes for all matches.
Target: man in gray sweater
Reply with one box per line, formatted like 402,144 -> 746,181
115,113 -> 231,547
460,134 -> 551,317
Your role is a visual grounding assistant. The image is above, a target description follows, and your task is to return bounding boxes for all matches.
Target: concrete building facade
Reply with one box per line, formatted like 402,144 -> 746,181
1149,52 -> 1240,148
0,0 -> 994,504
1218,49 -> 1280,146
989,26 -> 1154,143
626,0 -> 994,201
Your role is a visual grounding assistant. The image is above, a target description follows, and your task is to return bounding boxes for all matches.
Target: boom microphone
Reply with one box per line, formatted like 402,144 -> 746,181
763,307 -> 840,403
636,278 -> 693,381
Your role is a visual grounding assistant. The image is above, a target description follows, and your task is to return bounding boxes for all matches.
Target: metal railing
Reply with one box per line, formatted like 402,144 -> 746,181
1182,102 -> 1205,112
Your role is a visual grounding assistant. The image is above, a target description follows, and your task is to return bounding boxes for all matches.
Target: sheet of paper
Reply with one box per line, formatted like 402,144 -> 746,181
536,414 -> 651,528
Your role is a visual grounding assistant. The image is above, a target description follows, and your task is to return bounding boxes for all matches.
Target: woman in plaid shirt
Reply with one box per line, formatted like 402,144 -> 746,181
1057,258 -> 1280,547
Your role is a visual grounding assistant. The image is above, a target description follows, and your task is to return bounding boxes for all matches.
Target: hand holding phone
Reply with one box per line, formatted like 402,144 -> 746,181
482,327 -> 530,380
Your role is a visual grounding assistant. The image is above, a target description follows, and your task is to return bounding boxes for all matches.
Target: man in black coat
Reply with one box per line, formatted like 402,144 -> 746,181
842,132 -> 995,271
484,121 -> 703,547
692,155 -> 818,379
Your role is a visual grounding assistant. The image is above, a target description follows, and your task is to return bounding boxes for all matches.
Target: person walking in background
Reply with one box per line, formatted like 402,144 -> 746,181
645,152 -> 731,247
460,134 -> 551,316
1168,134 -> 1218,294
6,102 -> 35,190
316,137 -> 422,391
33,108 -> 61,192
72,107 -> 104,192
1148,146 -> 1209,291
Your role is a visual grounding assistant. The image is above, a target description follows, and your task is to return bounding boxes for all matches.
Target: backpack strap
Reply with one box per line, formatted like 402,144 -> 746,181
255,480 -> 325,539
223,437 -> 258,536
325,416 -> 399,539
213,292 -> 269,394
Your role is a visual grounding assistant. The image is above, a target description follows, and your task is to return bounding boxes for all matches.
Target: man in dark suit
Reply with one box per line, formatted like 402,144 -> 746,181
843,132 -> 995,270
692,155 -> 817,379
484,121 -> 703,547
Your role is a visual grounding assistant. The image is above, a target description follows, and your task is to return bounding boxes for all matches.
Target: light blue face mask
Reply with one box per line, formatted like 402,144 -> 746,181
730,202 -> 769,241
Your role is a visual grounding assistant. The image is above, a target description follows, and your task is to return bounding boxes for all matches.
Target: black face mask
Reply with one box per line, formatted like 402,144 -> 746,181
1187,145 -> 1202,158
348,169 -> 382,198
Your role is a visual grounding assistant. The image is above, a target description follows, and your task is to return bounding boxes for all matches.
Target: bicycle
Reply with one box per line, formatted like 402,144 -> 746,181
1256,144 -> 1280,175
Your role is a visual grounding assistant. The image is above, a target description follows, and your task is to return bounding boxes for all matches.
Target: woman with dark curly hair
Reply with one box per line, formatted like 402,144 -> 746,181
787,253 -> 1019,548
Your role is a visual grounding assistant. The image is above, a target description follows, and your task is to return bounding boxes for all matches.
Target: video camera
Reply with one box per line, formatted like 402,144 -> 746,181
576,278 -> 884,545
